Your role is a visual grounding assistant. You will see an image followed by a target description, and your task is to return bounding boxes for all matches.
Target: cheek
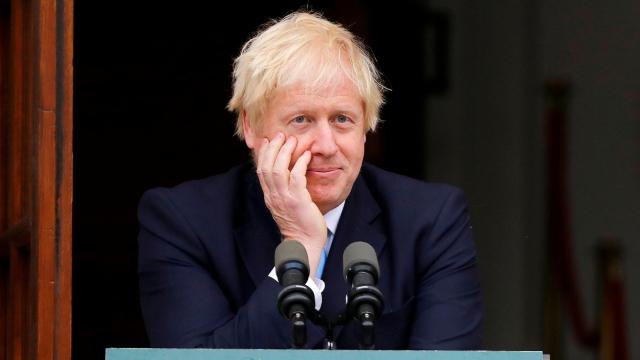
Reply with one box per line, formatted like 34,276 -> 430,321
342,138 -> 366,161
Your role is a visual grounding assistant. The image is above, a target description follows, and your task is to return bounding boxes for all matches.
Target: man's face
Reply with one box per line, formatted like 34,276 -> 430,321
244,72 -> 366,214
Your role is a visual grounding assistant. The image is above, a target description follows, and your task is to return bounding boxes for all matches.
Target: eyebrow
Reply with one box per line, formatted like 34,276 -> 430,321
280,102 -> 363,116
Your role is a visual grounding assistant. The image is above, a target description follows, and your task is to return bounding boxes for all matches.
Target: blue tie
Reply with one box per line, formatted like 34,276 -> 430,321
315,248 -> 327,279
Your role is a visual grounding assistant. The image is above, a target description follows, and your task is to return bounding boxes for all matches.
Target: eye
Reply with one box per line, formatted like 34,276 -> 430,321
292,115 -> 307,124
335,114 -> 350,124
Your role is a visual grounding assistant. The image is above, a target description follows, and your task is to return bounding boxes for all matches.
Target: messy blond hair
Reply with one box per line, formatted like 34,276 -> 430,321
227,11 -> 385,139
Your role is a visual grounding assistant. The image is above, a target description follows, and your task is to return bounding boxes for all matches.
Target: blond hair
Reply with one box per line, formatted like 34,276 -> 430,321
227,11 -> 385,139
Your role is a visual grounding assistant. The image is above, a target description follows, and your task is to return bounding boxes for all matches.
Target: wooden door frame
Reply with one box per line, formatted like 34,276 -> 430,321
31,0 -> 73,357
0,0 -> 73,358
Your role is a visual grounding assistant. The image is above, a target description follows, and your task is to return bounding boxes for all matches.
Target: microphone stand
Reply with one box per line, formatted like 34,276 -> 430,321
356,308 -> 375,350
290,310 -> 307,349
306,282 -> 384,349
309,310 -> 354,350
282,289 -> 383,349
347,284 -> 384,349
309,310 -> 340,349
277,284 -> 315,349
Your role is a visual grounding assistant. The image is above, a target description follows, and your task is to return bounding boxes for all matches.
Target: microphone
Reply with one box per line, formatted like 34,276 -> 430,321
343,241 -> 384,349
274,240 -> 315,348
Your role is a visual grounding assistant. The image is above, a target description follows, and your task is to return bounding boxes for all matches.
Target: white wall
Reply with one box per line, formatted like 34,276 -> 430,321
425,0 -> 640,358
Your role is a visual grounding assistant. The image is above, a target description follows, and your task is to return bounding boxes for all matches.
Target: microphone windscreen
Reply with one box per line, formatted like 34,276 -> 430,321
274,240 -> 309,270
343,241 -> 379,279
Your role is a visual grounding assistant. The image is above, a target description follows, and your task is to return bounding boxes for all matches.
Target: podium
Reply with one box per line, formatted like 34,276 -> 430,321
106,349 -> 545,360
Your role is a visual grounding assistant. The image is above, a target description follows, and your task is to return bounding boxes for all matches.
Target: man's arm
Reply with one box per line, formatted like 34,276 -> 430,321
409,188 -> 483,349
137,189 -> 324,348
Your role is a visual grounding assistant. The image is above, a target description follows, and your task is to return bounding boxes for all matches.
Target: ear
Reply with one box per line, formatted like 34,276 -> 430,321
242,110 -> 257,149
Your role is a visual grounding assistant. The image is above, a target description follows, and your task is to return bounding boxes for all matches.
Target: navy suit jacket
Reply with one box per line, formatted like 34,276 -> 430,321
138,163 -> 482,349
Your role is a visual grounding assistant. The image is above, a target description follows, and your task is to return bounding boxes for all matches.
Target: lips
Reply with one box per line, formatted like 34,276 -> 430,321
307,167 -> 341,172
306,167 -> 342,178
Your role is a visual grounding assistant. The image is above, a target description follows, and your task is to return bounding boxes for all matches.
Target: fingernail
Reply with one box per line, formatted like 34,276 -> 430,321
276,132 -> 284,140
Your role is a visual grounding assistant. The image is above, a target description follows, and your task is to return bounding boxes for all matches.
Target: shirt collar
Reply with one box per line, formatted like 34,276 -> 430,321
323,201 -> 345,236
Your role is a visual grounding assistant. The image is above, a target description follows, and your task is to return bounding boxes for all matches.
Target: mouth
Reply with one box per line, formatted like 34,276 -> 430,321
308,167 -> 341,172
306,167 -> 342,177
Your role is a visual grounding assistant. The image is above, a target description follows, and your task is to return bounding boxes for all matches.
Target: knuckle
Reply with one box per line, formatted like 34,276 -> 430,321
270,193 -> 283,205
259,168 -> 273,178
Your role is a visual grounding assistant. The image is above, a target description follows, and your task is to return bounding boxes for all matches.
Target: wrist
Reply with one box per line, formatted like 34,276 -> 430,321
281,233 -> 326,274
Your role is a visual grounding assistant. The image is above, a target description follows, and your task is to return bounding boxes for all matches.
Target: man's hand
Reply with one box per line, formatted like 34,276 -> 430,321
256,132 -> 327,276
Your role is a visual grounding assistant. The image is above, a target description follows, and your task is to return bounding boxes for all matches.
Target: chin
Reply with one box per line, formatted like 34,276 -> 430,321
309,186 -> 345,213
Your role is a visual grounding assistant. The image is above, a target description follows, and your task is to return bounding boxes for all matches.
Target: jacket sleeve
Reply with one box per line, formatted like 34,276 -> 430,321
409,188 -> 483,349
137,188 -> 324,348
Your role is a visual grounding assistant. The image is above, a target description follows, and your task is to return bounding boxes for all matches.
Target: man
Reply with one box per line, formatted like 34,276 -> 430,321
138,11 -> 482,349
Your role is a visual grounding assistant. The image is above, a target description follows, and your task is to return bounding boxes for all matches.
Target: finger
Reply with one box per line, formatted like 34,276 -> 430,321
290,150 -> 311,194
255,138 -> 270,195
262,132 -> 286,169
272,136 -> 297,195
260,133 -> 286,194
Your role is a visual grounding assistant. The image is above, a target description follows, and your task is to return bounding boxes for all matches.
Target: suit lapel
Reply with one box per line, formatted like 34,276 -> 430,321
233,170 -> 281,287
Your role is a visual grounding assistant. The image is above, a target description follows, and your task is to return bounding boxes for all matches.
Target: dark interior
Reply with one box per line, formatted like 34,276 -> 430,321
73,1 -> 434,358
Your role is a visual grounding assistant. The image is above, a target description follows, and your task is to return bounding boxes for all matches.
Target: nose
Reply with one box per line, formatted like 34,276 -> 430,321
309,121 -> 338,157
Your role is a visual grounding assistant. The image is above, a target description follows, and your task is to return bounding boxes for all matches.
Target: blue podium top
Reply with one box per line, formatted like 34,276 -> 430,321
106,348 -> 543,360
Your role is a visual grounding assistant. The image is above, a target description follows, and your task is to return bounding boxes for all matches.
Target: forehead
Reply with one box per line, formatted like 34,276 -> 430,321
269,71 -> 363,111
